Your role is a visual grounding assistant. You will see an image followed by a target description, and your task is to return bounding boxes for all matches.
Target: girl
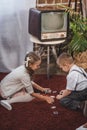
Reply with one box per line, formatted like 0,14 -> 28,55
0,52 -> 54,110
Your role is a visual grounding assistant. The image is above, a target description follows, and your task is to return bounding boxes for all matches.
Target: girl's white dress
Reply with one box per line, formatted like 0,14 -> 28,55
0,65 -> 34,98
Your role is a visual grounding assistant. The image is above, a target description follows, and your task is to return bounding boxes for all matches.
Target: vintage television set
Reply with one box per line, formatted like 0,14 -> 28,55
28,8 -> 69,42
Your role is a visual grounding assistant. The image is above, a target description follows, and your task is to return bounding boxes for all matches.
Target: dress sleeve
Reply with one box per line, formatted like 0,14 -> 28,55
20,74 -> 34,94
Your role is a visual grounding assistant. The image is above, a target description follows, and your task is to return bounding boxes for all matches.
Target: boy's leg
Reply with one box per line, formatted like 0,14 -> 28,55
59,96 -> 81,110
59,89 -> 87,110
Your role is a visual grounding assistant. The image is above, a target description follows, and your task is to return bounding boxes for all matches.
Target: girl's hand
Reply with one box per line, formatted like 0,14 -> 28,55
42,88 -> 52,94
45,96 -> 54,104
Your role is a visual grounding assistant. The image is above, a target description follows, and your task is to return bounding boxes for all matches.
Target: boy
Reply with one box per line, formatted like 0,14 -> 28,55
56,52 -> 87,116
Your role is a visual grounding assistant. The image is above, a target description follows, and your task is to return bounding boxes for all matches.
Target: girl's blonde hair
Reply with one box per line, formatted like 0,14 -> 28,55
25,52 -> 41,76
57,52 -> 74,66
25,52 -> 40,67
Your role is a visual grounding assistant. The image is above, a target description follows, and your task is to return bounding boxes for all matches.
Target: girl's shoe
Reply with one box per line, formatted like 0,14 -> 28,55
0,100 -> 12,110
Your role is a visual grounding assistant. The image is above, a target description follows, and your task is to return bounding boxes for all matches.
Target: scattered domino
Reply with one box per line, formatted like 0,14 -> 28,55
52,90 -> 57,94
50,95 -> 55,98
53,111 -> 58,115
51,106 -> 56,109
45,89 -> 52,94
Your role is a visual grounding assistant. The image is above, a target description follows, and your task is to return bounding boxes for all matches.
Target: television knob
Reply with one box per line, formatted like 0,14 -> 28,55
61,34 -> 64,37
44,35 -> 48,39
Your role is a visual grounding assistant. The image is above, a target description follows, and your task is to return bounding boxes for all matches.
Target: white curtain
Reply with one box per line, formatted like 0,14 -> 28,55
0,0 -> 36,72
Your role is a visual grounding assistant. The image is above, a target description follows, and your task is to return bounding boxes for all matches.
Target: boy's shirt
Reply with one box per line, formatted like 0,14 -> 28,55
66,65 -> 87,91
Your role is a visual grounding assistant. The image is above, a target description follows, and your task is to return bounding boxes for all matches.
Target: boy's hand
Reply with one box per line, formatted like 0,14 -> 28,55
56,94 -> 63,100
56,89 -> 71,100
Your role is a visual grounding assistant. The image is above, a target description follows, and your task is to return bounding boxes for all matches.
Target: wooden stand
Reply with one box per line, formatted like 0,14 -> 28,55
30,35 -> 65,78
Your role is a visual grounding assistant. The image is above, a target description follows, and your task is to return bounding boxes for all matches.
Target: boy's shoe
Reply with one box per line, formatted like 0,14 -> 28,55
0,100 -> 12,110
83,101 -> 87,117
83,122 -> 87,128
79,101 -> 85,110
76,125 -> 87,130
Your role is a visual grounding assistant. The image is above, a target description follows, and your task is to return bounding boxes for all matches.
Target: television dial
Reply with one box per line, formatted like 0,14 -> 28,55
61,34 -> 65,37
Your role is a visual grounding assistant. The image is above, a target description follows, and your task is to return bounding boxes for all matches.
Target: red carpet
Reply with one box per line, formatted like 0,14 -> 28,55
0,73 -> 87,130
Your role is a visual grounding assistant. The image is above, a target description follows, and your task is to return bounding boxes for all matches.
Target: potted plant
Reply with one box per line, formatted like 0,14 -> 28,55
58,5 -> 87,69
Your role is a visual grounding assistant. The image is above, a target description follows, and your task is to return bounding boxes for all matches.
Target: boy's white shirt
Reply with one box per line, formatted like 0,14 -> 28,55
66,65 -> 87,91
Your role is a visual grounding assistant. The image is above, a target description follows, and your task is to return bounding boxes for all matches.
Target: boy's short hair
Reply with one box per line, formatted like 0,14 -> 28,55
57,52 -> 74,66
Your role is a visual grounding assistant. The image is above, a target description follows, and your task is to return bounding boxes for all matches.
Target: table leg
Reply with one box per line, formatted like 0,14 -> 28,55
47,45 -> 50,79
51,45 -> 57,60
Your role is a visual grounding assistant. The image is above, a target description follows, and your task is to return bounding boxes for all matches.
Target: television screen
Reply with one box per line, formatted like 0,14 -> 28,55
29,8 -> 69,41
